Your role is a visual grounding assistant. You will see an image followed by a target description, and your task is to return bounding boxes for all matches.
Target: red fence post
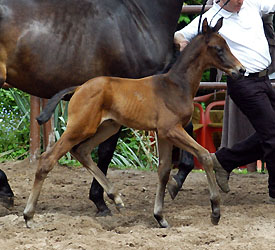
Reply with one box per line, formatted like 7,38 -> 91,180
29,96 -> 41,162
42,99 -> 53,151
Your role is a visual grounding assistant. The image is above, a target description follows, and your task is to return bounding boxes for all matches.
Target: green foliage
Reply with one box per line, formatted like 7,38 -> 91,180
185,0 -> 204,4
178,14 -> 191,25
178,0 -> 205,25
111,128 -> 158,170
0,89 -> 30,161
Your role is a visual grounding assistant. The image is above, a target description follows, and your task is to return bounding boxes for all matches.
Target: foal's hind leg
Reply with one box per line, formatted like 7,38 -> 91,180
23,132 -> 85,227
166,124 -> 220,225
70,121 -> 124,211
153,138 -> 173,228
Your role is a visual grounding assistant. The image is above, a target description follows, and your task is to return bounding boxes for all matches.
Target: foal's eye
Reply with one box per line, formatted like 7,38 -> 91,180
215,46 -> 223,54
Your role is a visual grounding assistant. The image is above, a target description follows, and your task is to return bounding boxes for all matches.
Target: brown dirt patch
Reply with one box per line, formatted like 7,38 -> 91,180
0,160 -> 274,250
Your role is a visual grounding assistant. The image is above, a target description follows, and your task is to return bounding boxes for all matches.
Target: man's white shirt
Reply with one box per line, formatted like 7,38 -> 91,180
175,0 -> 275,74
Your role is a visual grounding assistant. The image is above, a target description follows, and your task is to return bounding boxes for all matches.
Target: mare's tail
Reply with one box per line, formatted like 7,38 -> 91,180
36,86 -> 78,125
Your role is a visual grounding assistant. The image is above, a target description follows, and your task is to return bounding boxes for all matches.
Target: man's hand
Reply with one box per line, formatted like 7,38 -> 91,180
174,33 -> 189,51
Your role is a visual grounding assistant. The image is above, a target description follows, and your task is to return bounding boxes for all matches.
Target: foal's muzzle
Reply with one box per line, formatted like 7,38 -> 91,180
230,66 -> 246,80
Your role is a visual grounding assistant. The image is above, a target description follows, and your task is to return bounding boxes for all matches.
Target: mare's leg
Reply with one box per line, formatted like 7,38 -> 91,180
153,138 -> 173,228
167,121 -> 194,199
89,128 -> 122,216
71,121 -> 123,210
166,124 -> 220,225
0,169 -> 14,208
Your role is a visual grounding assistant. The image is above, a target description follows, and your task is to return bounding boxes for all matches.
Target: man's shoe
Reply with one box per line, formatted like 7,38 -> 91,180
211,153 -> 230,193
267,197 -> 275,204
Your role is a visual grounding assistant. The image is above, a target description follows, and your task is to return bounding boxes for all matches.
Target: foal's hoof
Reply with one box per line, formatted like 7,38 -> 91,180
114,194 -> 125,212
115,203 -> 125,213
167,177 -> 180,200
158,219 -> 170,228
0,196 -> 14,209
210,213 -> 220,225
24,214 -> 35,228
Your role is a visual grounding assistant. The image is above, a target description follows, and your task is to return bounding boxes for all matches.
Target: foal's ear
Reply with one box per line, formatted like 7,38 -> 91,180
212,17 -> 223,32
202,18 -> 211,34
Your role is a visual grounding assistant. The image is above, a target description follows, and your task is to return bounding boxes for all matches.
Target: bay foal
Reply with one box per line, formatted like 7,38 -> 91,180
24,18 -> 245,228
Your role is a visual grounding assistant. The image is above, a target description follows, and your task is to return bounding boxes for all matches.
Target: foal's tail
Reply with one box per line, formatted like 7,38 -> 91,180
36,86 -> 78,125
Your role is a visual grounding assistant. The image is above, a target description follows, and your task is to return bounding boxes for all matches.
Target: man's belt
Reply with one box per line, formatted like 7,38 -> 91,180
246,69 -> 269,78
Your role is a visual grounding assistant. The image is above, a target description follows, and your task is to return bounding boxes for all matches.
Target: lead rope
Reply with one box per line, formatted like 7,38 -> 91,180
210,0 -> 231,26
197,0 -> 232,33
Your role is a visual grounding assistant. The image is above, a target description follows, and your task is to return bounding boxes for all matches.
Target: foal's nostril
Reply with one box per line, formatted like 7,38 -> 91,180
239,67 -> 246,75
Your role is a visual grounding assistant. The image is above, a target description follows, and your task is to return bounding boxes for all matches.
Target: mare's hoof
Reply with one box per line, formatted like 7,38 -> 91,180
0,196 -> 14,208
95,208 -> 112,217
167,177 -> 180,200
210,214 -> 220,225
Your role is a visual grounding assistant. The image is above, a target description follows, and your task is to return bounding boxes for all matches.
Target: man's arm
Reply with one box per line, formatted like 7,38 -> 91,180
174,14 -> 201,51
260,0 -> 275,14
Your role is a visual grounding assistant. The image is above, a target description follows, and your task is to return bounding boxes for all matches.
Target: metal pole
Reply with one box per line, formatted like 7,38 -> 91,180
181,5 -> 212,14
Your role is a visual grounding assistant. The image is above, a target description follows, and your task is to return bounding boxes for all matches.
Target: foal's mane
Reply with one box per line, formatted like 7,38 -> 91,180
169,32 -> 206,74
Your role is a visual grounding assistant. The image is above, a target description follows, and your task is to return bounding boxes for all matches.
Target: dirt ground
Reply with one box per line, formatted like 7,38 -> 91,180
0,160 -> 274,250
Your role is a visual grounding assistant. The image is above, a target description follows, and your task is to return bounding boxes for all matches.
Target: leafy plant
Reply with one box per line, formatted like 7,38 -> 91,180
0,88 -> 30,161
111,128 -> 158,170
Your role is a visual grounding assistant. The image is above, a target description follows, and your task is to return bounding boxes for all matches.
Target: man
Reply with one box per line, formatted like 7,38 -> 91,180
174,0 -> 275,203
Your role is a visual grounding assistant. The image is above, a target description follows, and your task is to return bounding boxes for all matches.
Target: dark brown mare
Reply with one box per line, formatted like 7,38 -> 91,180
0,0 -> 184,213
24,18 -> 245,228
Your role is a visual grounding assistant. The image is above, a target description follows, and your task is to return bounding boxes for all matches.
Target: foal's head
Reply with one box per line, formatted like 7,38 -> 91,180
201,17 -> 245,79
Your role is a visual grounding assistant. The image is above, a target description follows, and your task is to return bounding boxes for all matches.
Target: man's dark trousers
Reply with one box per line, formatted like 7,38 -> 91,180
215,75 -> 275,198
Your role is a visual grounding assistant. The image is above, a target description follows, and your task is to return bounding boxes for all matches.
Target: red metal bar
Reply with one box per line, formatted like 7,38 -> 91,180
29,96 -> 41,162
42,99 -> 53,150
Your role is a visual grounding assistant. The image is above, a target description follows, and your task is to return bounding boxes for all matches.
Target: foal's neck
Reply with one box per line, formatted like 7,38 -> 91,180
166,36 -> 208,98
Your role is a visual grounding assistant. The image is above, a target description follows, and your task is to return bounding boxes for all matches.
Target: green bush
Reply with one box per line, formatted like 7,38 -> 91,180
0,89 -> 30,161
111,128 -> 158,170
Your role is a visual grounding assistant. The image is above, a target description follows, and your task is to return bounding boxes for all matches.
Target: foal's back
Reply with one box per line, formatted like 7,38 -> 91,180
68,74 -> 190,132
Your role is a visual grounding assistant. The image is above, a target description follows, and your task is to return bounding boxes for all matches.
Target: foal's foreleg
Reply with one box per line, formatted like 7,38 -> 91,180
168,121 -> 194,200
70,121 -> 124,211
154,139 -> 173,228
166,124 -> 220,225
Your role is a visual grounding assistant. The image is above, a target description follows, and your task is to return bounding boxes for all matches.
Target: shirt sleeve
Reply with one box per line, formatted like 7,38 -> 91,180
259,0 -> 275,14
